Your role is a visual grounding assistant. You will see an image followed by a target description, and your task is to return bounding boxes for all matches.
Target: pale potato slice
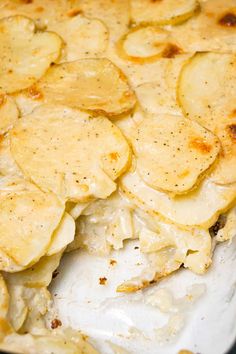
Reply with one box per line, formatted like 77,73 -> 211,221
130,0 -> 199,26
117,26 -> 182,64
30,59 -> 136,116
4,252 -> 62,288
5,284 -> 28,331
0,96 -> 19,135
10,105 -> 131,202
0,249 -> 24,273
0,135 -> 23,177
0,0 -> 71,29
135,82 -> 181,116
131,114 -> 220,194
0,274 -> 9,318
50,15 -> 108,61
46,213 -> 75,256
0,177 -> 64,269
5,285 -> 51,333
70,0 -> 130,41
0,16 -> 62,94
121,169 -> 236,228
178,52 -> 236,184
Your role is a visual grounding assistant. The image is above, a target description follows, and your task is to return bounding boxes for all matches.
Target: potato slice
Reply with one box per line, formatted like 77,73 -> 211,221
0,16 -> 62,94
131,114 -> 220,194
121,168 -> 236,228
135,81 -> 181,116
0,135 -> 23,177
0,0 -> 71,29
0,177 -> 64,269
178,52 -> 236,184
0,96 -> 19,135
5,252 -> 62,289
50,15 -> 108,61
46,213 -> 75,256
130,0 -> 199,26
10,105 -> 131,202
71,0 -> 130,41
0,275 -> 9,318
117,26 -> 182,63
29,59 -> 136,116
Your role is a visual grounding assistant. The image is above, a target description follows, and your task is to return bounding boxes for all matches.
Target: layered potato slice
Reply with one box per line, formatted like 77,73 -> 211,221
46,213 -> 75,257
178,52 -> 236,184
121,169 -> 236,228
27,59 -> 136,116
0,135 -> 23,178
0,0 -> 71,28
4,253 -> 62,332
50,15 -> 109,61
117,26 -> 182,64
0,275 -> 9,319
4,252 -> 63,289
130,0 -> 199,26
0,16 -> 62,94
0,177 -> 64,270
10,105 -> 131,202
135,82 -> 181,116
0,96 -> 19,135
70,0 -> 130,41
131,114 -> 220,194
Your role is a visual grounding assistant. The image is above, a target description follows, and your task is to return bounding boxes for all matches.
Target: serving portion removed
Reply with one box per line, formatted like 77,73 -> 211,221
0,1 -> 235,353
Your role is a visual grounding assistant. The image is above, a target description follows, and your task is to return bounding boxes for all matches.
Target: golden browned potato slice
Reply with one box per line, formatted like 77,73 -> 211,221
130,0 -> 200,26
70,0 -> 130,41
131,114 -> 220,194
178,52 -> 236,184
0,16 -> 62,94
0,96 -> 18,135
50,15 -> 109,61
121,168 -> 236,228
0,177 -> 64,270
29,59 -> 136,116
46,213 -> 75,256
0,275 -> 9,319
0,0 -> 71,29
117,26 -> 182,63
10,105 -> 131,202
